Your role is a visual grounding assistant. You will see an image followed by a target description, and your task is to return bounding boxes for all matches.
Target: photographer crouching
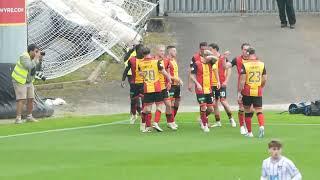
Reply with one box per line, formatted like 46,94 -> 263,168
11,44 -> 45,124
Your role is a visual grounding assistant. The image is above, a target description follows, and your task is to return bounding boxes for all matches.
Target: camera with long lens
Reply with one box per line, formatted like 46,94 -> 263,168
35,71 -> 46,81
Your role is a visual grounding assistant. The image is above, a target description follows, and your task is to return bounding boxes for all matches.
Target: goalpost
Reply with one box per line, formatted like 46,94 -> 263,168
27,0 -> 156,79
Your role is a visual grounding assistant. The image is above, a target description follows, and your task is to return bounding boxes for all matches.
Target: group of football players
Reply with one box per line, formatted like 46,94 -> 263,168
122,42 -> 267,138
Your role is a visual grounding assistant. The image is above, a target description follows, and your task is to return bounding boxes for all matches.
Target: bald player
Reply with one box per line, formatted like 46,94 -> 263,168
153,45 -> 177,131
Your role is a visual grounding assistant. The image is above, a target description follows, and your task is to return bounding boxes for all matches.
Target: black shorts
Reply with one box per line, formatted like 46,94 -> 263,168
170,85 -> 181,99
143,92 -> 163,104
162,89 -> 169,100
212,86 -> 227,99
130,83 -> 144,99
196,94 -> 214,105
242,95 -> 263,108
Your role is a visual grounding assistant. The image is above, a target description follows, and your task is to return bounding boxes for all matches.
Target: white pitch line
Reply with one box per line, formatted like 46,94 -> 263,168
1,120 -> 319,140
0,120 -> 128,140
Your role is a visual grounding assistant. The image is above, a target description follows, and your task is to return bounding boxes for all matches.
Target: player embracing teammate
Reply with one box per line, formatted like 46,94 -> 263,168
153,45 -> 182,131
208,43 -> 236,128
189,49 -> 219,132
238,47 -> 267,138
138,47 -> 172,132
225,43 -> 251,135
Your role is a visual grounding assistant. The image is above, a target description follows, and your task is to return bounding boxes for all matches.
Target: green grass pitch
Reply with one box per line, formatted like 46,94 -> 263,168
0,112 -> 319,180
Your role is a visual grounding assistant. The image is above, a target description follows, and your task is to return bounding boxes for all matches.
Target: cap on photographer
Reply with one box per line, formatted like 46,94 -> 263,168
11,44 -> 44,124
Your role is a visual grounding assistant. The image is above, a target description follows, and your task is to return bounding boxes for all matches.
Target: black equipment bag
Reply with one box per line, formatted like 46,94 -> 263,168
0,63 -> 54,119
288,102 -> 309,115
305,100 -> 320,116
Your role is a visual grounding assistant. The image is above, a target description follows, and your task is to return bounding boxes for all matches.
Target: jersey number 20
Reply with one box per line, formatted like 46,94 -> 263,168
143,70 -> 155,81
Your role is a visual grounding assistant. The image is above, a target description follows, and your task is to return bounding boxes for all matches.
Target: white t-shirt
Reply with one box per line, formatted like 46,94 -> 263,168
261,156 -> 301,180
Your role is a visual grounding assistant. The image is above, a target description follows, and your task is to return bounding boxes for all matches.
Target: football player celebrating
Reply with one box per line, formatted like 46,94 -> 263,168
238,47 -> 267,138
138,47 -> 172,133
208,43 -> 236,128
225,43 -> 251,134
121,44 -> 144,124
153,45 -> 177,131
167,45 -> 183,122
190,50 -> 218,132
208,46 -> 221,127
188,42 -> 208,92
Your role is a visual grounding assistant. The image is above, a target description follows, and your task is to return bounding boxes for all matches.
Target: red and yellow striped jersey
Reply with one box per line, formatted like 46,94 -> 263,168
138,57 -> 163,93
157,57 -> 170,90
232,55 -> 248,89
191,58 -> 213,94
124,50 -> 137,76
169,58 -> 179,85
211,62 -> 219,86
128,57 -> 144,84
218,55 -> 227,84
241,60 -> 266,97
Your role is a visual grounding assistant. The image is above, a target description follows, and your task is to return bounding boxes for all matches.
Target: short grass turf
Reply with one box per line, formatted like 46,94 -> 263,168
0,112 -> 319,180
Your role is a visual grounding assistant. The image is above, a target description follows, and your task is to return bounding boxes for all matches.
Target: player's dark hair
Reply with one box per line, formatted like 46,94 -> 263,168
27,44 -> 39,53
208,43 -> 219,51
167,45 -> 176,50
142,47 -> 151,56
135,44 -> 144,59
246,47 -> 255,55
135,43 -> 144,52
199,42 -> 207,48
268,140 -> 282,149
241,43 -> 250,50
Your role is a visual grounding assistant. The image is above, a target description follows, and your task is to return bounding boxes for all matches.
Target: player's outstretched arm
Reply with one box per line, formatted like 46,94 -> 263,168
225,57 -> 236,69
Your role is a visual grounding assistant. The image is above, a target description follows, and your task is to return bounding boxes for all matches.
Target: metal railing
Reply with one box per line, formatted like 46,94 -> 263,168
162,0 -> 320,14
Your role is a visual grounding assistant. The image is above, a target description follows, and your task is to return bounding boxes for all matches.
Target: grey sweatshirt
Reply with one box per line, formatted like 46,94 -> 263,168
19,53 -> 42,84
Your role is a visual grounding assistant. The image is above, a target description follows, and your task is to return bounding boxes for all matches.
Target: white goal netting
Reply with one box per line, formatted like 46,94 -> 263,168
27,0 -> 156,79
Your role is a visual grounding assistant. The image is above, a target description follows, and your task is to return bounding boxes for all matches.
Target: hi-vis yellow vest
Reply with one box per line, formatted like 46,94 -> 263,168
125,50 -> 137,76
11,52 -> 32,85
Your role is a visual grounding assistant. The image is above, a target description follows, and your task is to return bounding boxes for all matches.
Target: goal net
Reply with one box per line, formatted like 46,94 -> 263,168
27,0 -> 156,79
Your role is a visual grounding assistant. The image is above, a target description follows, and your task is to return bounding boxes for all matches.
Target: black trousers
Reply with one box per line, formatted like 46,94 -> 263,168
276,0 -> 296,25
